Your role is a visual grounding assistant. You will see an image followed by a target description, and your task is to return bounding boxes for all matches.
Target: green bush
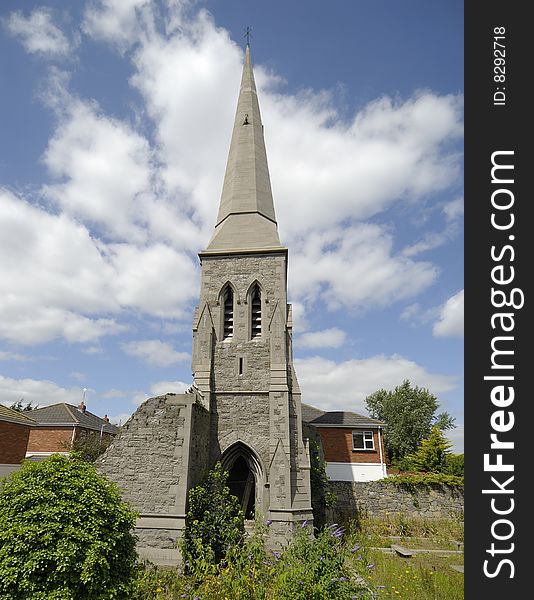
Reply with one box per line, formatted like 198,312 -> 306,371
444,453 -> 464,476
181,462 -> 245,576
0,454 -> 138,599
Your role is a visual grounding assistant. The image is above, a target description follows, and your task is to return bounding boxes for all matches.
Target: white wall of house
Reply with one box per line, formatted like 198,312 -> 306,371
326,461 -> 387,482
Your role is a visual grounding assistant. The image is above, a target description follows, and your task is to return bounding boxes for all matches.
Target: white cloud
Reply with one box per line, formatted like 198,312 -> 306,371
121,339 -> 189,367
132,379 -> 190,405
289,224 -> 438,310
1,4 -> 463,348
295,354 -> 457,414
433,289 -> 464,338
0,375 -> 83,407
82,0 -> 154,50
0,351 -> 31,361
43,100 -> 154,242
0,189 -> 196,345
4,8 -> 72,57
296,328 -> 346,349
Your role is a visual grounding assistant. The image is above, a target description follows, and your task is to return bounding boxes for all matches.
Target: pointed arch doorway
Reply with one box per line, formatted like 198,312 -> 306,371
220,442 -> 263,520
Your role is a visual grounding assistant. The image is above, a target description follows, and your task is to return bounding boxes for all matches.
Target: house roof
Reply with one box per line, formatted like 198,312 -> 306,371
301,403 -> 384,428
29,403 -> 118,434
0,404 -> 37,426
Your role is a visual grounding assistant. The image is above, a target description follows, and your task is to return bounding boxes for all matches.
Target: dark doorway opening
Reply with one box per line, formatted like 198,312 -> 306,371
227,456 -> 255,519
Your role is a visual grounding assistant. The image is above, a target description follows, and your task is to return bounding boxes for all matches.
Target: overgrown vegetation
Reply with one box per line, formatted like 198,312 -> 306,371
135,514 -> 463,600
0,454 -> 138,599
309,439 -> 337,530
181,461 -> 245,575
137,520 -> 377,599
68,434 -> 113,462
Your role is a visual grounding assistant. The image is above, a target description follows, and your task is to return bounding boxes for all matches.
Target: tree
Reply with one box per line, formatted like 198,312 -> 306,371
0,454 -> 138,599
365,379 -> 455,461
9,399 -> 38,412
407,425 -> 452,473
181,462 -> 244,573
67,434 -> 112,462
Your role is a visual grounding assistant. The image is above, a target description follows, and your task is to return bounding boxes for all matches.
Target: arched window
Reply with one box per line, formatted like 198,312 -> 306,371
223,286 -> 234,339
250,284 -> 261,338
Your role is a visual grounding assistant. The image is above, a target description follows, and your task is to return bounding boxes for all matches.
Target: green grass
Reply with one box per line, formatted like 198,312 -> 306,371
364,551 -> 463,600
133,515 -> 464,600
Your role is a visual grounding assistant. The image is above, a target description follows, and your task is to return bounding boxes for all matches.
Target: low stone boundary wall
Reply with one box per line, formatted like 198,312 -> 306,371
327,480 -> 464,523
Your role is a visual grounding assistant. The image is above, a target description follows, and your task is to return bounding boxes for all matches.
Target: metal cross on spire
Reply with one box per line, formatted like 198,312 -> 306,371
244,26 -> 252,47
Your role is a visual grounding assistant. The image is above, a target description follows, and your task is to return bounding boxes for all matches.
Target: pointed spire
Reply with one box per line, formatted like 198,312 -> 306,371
205,46 -> 281,252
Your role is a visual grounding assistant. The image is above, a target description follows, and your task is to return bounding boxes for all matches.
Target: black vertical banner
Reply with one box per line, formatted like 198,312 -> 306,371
465,2 -> 529,598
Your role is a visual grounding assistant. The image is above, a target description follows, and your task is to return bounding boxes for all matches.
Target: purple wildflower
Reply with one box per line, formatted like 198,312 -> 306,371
339,577 -> 348,582
330,577 -> 338,582
272,550 -> 281,560
247,554 -> 253,560
297,582 -> 305,586
366,562 -> 376,569
332,527 -> 344,538
262,560 -> 271,567
327,523 -> 339,529
350,544 -> 361,553
301,519 -> 308,528
266,519 -> 272,527
376,585 -> 386,588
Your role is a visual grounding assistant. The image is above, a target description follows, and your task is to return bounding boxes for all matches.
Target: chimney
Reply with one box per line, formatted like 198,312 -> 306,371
103,414 -> 109,423
78,401 -> 86,413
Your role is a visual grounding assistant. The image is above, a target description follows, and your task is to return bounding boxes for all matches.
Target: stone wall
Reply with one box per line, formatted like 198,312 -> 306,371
327,480 -> 464,523
96,392 -> 210,566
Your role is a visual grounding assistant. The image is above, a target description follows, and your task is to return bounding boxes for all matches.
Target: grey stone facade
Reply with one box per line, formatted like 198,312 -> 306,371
96,393 -> 210,566
97,46 -> 313,565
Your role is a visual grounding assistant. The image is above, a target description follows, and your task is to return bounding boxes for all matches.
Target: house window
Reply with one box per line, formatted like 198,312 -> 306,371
223,287 -> 234,339
352,430 -> 374,451
250,284 -> 261,338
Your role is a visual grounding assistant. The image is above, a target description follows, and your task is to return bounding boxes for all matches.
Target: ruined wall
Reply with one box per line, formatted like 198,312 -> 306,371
96,392 -> 210,566
327,480 -> 464,523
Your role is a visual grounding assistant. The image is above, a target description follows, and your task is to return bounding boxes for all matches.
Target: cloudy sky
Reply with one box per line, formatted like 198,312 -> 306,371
0,0 -> 464,451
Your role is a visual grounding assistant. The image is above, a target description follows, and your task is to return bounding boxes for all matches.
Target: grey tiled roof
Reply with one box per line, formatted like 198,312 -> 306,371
301,403 -> 384,428
0,404 -> 37,426
29,403 -> 118,434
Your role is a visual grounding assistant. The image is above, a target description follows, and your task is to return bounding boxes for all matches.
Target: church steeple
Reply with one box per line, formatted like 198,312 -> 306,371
205,45 -> 281,252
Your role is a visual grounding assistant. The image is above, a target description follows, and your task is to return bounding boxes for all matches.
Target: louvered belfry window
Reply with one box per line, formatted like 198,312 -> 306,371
251,285 -> 261,338
223,287 -> 234,339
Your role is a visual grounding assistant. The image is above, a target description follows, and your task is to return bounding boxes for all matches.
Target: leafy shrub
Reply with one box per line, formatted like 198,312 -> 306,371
67,435 -> 112,462
381,472 -> 464,489
407,426 -> 452,473
444,453 -> 464,476
309,440 -> 337,530
181,462 -> 245,575
0,454 -> 138,599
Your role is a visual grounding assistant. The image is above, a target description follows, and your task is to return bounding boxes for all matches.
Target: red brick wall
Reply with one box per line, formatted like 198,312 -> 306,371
0,421 -> 31,463
317,428 -> 384,463
27,427 -> 75,453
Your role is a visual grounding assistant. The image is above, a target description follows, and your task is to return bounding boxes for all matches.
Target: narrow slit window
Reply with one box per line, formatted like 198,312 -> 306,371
239,357 -> 244,375
251,285 -> 261,338
223,287 -> 234,339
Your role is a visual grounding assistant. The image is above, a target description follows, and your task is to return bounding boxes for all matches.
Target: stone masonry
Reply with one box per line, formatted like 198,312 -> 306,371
97,45 -> 313,565
327,481 -> 464,523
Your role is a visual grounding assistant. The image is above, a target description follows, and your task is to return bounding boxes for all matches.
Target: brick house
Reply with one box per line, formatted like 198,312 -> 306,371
26,402 -> 118,460
0,405 -> 36,477
302,404 -> 387,482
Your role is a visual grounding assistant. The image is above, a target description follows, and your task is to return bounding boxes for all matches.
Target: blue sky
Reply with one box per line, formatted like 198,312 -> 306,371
0,0 -> 464,451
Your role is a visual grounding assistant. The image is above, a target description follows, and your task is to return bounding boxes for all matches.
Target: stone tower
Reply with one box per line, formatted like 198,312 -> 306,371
97,46 -> 313,566
192,44 -> 313,540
